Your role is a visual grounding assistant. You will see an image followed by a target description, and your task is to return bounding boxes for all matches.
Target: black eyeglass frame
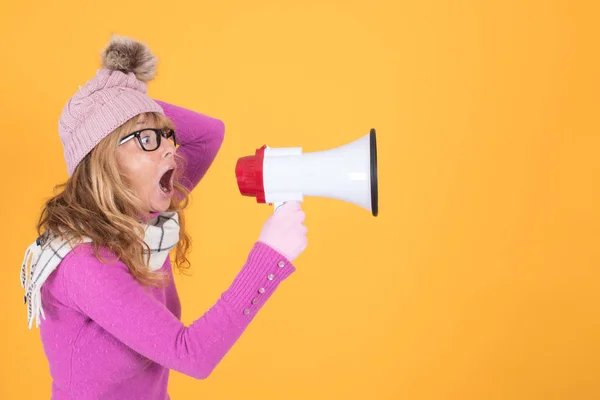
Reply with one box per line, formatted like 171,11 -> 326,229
118,128 -> 177,151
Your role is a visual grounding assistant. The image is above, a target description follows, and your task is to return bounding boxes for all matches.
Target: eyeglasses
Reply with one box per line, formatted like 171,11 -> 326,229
119,128 -> 177,151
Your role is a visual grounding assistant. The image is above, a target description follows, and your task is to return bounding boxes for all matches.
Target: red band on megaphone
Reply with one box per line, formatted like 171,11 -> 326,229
235,145 -> 266,203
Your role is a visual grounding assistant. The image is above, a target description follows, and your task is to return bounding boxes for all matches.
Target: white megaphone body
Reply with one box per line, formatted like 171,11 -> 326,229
235,129 -> 378,216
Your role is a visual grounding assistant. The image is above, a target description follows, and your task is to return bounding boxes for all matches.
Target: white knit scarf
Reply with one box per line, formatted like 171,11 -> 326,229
20,212 -> 180,329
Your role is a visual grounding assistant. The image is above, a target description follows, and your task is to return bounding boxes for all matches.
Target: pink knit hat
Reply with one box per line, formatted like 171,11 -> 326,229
58,35 -> 164,176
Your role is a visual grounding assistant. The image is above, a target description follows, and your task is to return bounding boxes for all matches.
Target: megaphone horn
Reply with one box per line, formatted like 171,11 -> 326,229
235,129 -> 378,216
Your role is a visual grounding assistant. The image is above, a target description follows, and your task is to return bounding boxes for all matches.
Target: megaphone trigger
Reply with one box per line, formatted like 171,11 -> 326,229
272,201 -> 285,212
235,129 -> 378,216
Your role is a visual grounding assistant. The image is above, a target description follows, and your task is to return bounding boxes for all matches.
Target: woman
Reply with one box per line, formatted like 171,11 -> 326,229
20,34 -> 307,399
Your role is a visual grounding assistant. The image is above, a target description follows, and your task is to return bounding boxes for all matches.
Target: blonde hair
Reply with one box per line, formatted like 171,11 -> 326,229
36,112 -> 192,286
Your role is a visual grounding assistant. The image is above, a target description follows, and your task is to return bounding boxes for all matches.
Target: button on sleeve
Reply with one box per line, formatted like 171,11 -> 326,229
220,242 -> 295,319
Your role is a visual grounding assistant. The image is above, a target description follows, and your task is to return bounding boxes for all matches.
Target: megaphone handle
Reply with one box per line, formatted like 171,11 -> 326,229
273,202 -> 285,212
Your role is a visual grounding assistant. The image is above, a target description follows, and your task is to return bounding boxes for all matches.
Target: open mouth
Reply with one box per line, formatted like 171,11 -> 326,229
159,168 -> 174,194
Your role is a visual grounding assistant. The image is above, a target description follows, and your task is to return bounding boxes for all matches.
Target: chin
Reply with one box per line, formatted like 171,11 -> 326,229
150,201 -> 171,214
148,191 -> 173,213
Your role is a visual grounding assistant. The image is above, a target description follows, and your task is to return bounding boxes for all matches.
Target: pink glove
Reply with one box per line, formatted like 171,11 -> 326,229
258,201 -> 308,262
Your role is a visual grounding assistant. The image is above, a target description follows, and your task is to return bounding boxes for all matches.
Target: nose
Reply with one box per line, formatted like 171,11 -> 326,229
160,137 -> 176,158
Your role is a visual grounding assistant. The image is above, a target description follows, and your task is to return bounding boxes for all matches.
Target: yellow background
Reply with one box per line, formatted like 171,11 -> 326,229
1,1 -> 599,399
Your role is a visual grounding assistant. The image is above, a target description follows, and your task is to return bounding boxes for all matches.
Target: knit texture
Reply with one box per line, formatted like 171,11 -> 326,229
58,68 -> 164,176
39,101 -> 296,399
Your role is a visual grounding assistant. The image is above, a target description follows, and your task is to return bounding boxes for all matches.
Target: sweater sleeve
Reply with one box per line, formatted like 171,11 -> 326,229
154,99 -> 225,192
59,241 -> 295,379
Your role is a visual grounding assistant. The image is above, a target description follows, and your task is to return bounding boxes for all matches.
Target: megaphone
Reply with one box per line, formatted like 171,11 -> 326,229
235,128 -> 378,216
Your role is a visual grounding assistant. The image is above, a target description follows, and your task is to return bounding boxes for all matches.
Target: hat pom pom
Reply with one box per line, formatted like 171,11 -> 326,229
101,35 -> 157,82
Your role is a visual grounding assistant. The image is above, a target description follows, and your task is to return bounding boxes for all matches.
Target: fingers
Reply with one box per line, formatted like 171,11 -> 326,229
300,224 -> 308,234
278,201 -> 307,232
278,201 -> 305,220
281,201 -> 302,211
297,210 -> 305,223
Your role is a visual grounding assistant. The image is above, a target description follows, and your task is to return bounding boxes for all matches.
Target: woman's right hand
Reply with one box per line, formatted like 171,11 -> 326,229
258,201 -> 308,262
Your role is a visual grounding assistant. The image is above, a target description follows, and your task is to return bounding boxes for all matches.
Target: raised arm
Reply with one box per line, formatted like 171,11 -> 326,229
154,100 -> 225,192
58,242 -> 294,379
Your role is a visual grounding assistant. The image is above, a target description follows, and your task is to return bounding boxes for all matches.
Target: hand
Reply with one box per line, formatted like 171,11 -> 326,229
258,201 -> 308,262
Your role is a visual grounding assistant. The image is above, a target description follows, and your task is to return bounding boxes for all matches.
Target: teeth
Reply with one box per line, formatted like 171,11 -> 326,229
159,168 -> 174,194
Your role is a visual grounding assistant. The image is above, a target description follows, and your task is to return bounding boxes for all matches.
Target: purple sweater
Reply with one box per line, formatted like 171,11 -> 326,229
39,100 -> 295,399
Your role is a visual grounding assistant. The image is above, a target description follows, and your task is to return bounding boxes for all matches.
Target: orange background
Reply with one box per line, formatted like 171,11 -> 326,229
1,1 -> 599,399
